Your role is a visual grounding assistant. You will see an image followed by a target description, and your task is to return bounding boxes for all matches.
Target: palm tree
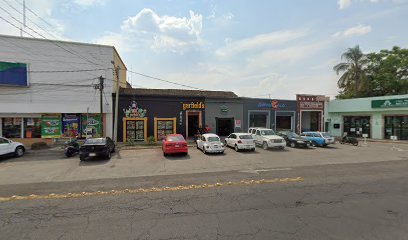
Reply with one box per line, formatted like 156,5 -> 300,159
333,45 -> 368,98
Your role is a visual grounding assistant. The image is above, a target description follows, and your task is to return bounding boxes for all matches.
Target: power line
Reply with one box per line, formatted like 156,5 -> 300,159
13,0 -> 55,29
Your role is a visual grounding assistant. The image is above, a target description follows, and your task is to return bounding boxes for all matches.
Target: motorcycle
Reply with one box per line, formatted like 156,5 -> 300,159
64,138 -> 80,157
340,135 -> 359,146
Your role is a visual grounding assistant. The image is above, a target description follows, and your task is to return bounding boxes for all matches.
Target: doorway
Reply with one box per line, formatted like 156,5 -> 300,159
216,118 -> 234,136
186,111 -> 202,138
301,111 -> 322,132
276,115 -> 292,131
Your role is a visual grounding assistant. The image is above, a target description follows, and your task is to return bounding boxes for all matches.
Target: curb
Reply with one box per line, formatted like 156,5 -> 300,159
120,144 -> 196,151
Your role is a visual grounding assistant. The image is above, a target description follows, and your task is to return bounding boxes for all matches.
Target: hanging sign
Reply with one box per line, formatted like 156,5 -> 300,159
41,115 -> 61,138
235,120 -> 241,128
62,114 -> 81,138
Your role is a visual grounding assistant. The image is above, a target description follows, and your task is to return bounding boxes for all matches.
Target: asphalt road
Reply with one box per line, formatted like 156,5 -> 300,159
1,159 -> 408,240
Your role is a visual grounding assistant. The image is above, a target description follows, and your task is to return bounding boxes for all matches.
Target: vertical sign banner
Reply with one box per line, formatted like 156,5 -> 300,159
62,114 -> 81,138
81,114 -> 101,137
234,120 -> 241,128
41,115 -> 61,138
0,61 -> 28,86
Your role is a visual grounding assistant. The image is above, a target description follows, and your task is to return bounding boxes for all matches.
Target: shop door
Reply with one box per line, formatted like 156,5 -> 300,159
384,116 -> 408,140
216,118 -> 234,136
276,116 -> 292,131
187,113 -> 199,137
343,116 -> 371,138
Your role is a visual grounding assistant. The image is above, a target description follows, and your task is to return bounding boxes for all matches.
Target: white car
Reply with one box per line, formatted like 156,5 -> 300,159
196,133 -> 225,154
0,137 -> 25,157
248,127 -> 286,150
224,133 -> 256,152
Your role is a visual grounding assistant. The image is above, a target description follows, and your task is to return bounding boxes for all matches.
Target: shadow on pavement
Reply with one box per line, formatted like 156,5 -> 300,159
164,153 -> 191,161
79,158 -> 111,166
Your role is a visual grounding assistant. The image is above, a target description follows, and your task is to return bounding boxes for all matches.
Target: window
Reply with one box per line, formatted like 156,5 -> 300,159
126,120 -> 146,141
230,134 -> 236,139
24,118 -> 41,138
343,116 -> 371,138
0,138 -> 9,144
249,112 -> 268,128
313,133 -> 321,137
256,130 -> 260,136
251,129 -> 256,134
239,135 -> 253,139
384,116 -> 408,140
2,118 -> 21,138
156,120 -> 175,141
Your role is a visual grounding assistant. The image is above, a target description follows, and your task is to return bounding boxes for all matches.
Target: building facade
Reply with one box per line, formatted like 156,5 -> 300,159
296,94 -> 327,133
204,96 -> 242,136
242,98 -> 298,133
0,34 -> 127,145
326,94 -> 408,140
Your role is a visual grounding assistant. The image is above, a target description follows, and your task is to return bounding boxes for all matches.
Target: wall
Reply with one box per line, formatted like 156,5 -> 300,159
0,35 -> 118,137
326,95 -> 408,139
204,98 -> 243,133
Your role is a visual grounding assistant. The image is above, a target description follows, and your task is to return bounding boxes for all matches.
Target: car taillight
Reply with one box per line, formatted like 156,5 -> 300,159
237,140 -> 242,143
165,143 -> 172,147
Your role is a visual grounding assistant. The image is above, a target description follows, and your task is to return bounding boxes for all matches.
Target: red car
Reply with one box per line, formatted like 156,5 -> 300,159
162,134 -> 188,156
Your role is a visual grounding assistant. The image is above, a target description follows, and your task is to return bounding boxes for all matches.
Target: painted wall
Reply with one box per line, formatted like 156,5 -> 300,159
0,35 -> 121,137
326,94 -> 408,139
204,98 -> 243,134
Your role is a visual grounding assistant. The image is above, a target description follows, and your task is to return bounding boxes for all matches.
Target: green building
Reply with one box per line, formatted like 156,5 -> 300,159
326,94 -> 408,140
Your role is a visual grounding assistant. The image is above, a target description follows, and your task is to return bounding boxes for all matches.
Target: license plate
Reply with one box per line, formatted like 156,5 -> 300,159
213,145 -> 218,148
175,145 -> 180,148
89,153 -> 96,156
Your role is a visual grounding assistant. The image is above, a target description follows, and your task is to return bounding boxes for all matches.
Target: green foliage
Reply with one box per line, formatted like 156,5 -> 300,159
146,136 -> 156,145
334,46 -> 408,99
126,138 -> 136,146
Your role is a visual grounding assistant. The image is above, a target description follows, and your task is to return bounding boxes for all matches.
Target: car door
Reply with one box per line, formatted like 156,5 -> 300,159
229,134 -> 236,147
255,130 -> 262,145
0,138 -> 11,155
198,136 -> 205,149
225,134 -> 231,146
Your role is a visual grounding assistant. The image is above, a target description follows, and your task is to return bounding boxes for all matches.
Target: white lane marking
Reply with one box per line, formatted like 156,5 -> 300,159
240,168 -> 292,174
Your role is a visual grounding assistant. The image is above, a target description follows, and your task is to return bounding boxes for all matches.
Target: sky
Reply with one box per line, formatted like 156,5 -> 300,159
0,0 -> 407,99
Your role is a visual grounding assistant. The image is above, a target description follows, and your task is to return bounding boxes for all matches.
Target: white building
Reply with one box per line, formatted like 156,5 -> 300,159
0,34 -> 127,145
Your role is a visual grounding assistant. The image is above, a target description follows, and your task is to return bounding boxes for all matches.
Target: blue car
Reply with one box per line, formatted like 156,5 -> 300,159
300,132 -> 335,147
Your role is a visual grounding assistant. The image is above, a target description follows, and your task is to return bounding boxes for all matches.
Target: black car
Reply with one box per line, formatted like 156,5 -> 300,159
79,137 -> 115,161
277,131 -> 311,148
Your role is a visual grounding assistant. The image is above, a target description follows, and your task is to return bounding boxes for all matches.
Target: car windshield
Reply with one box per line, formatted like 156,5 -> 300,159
239,135 -> 253,139
85,138 -> 105,144
167,135 -> 185,142
207,137 -> 220,142
322,132 -> 332,137
260,130 -> 275,135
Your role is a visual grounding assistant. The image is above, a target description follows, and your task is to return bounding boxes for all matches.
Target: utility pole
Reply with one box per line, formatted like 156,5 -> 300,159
113,65 -> 120,143
94,76 -> 104,136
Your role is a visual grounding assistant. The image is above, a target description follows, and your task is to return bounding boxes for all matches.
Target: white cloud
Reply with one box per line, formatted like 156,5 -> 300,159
97,8 -> 203,54
72,0 -> 106,7
216,29 -> 308,57
338,0 -> 352,9
332,24 -> 372,37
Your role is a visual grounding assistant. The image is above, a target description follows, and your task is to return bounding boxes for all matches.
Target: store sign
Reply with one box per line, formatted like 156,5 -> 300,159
257,101 -> 287,109
123,100 -> 147,118
182,102 -> 205,111
299,102 -> 324,109
81,114 -> 101,137
371,98 -> 408,108
0,61 -> 28,86
41,115 -> 61,138
220,105 -> 228,114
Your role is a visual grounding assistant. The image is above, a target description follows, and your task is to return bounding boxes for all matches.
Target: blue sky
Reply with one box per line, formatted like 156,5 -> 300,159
1,0 -> 407,99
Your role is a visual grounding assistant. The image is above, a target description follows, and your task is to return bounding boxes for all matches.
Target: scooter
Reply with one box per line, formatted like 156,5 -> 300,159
64,138 -> 80,157
340,135 -> 359,146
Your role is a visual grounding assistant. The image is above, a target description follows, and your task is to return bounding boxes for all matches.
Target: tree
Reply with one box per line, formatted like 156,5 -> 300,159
333,45 -> 368,99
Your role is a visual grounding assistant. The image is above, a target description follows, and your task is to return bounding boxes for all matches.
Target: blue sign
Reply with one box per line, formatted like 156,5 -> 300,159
0,61 -> 28,86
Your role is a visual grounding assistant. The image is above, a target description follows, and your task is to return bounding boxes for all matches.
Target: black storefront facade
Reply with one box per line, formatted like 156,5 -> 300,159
242,98 -> 298,133
115,89 -> 206,143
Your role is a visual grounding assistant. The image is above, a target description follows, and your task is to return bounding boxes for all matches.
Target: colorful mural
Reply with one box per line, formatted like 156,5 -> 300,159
123,100 -> 147,118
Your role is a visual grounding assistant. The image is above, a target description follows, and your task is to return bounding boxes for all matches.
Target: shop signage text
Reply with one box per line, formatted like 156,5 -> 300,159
299,101 -> 324,109
220,105 -> 228,114
257,100 -> 287,109
182,102 -> 205,110
371,98 -> 408,109
41,115 -> 61,138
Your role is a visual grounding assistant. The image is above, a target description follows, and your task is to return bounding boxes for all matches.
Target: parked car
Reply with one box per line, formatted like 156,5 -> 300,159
196,133 -> 225,154
162,134 -> 188,156
0,137 -> 25,157
248,127 -> 286,150
300,132 -> 335,147
224,133 -> 256,152
277,131 -> 311,148
79,137 -> 115,161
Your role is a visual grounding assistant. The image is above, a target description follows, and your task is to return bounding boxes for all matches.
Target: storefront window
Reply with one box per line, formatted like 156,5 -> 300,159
343,116 -> 371,138
2,118 -> 22,138
249,112 -> 268,128
276,116 -> 292,131
24,118 -> 41,138
126,120 -> 145,141
384,116 -> 408,140
156,119 -> 175,141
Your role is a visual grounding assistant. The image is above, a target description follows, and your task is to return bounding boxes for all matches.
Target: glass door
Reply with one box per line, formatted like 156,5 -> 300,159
126,120 -> 145,141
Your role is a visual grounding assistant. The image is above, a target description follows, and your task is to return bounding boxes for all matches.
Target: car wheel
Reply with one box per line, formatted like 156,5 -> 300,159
290,142 -> 296,148
80,156 -> 85,161
111,147 -> 115,153
14,146 -> 24,157
234,144 -> 239,152
311,141 -> 317,147
163,152 -> 167,156
262,142 -> 268,150
202,147 -> 206,154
